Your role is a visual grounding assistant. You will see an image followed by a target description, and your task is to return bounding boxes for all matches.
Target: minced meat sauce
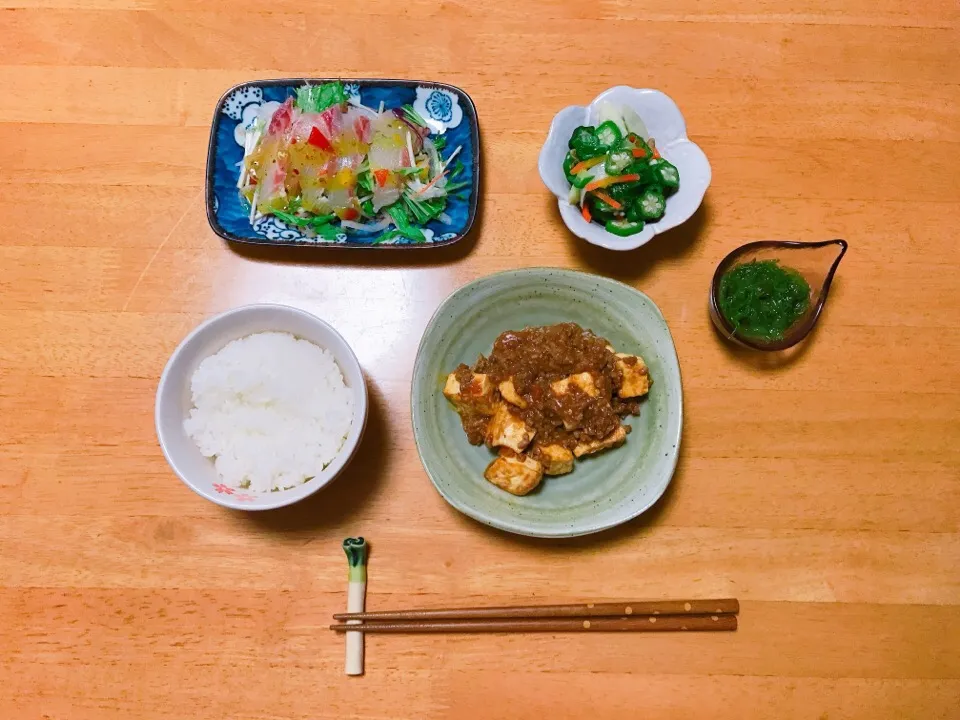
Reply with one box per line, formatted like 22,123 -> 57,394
453,323 -> 640,449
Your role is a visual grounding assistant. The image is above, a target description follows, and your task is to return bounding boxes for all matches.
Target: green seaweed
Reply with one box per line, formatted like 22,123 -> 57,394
718,260 -> 811,342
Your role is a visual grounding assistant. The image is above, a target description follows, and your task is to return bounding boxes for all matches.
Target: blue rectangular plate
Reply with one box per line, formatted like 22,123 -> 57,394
206,78 -> 480,249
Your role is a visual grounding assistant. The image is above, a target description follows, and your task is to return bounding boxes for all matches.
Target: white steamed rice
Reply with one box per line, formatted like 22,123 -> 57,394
183,331 -> 354,493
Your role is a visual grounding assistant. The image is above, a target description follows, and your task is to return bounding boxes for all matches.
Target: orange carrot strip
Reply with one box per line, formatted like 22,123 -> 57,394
583,174 -> 641,193
570,156 -> 604,175
592,191 -> 622,210
416,170 -> 447,196
631,148 -> 648,158
581,204 -> 592,223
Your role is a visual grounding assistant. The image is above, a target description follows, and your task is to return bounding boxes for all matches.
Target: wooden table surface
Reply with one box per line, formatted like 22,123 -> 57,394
3,1 -> 959,718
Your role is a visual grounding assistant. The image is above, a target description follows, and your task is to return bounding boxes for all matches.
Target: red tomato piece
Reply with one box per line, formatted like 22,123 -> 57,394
308,126 -> 333,151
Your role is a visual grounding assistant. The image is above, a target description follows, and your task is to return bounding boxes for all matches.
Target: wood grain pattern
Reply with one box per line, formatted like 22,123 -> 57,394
1,0 -> 958,717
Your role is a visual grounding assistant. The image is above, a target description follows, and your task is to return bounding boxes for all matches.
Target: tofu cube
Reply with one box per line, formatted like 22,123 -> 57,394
550,372 -> 599,398
443,371 -> 498,416
534,444 -> 575,476
615,354 -> 651,398
484,403 -> 536,453
498,379 -> 528,409
573,425 -> 628,458
550,372 -> 600,431
484,453 -> 544,496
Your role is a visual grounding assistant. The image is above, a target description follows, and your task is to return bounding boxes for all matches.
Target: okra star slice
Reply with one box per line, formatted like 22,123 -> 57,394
656,160 -> 680,190
595,120 -> 623,150
568,126 -> 595,149
637,187 -> 666,221
569,126 -> 604,159
605,218 -> 646,237
623,132 -> 651,154
605,149 -> 633,176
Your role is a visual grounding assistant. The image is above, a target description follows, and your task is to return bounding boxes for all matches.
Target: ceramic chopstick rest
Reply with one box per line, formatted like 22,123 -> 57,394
342,537 -> 368,676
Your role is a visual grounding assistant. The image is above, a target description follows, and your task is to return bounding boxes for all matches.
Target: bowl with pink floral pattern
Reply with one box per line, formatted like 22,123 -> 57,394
155,304 -> 367,510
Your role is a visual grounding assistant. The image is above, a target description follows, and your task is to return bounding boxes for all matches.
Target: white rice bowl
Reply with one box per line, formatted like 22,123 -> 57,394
183,331 -> 354,493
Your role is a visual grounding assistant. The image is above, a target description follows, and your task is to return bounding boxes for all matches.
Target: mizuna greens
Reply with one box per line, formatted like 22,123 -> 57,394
237,81 -> 467,243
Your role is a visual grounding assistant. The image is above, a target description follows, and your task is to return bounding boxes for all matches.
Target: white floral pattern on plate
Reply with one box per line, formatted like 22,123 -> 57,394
232,100 -> 280,146
222,86 -> 263,120
251,216 -> 349,244
212,81 -> 474,246
250,216 -> 440,245
252,215 -> 307,242
343,82 -> 361,104
413,87 -> 462,134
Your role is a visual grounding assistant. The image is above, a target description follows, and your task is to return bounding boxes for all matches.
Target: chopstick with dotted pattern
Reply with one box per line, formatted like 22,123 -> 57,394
333,598 -> 739,623
330,614 -> 737,634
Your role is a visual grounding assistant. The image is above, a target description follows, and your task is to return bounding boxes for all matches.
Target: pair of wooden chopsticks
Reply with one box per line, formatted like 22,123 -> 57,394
330,598 -> 739,634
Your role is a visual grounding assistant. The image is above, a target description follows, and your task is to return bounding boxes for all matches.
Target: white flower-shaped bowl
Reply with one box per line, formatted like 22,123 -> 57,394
538,87 -> 711,251
155,304 -> 368,511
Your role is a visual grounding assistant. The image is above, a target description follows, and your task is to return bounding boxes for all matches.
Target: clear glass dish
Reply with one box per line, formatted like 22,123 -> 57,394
709,239 -> 848,352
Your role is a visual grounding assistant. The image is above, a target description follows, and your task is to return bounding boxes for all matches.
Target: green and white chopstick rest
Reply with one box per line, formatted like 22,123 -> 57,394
342,537 -> 368,676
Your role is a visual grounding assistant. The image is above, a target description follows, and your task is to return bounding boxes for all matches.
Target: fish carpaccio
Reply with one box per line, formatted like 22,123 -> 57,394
241,100 -> 428,220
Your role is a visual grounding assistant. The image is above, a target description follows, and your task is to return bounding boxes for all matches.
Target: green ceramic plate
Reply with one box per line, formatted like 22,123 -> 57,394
411,268 -> 683,538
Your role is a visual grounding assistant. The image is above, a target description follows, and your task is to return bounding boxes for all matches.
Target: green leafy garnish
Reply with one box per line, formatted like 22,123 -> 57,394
271,209 -> 333,227
357,169 -> 374,194
375,229 -> 402,245
295,81 -> 348,113
270,209 -> 307,226
431,136 -> 447,151
401,105 -> 428,128
385,203 -> 426,242
447,161 -> 465,180
272,209 -> 340,239
401,192 -> 446,225
312,223 -> 342,240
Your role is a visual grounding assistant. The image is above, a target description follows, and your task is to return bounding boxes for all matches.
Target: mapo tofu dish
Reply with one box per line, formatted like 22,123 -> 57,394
443,323 -> 651,496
